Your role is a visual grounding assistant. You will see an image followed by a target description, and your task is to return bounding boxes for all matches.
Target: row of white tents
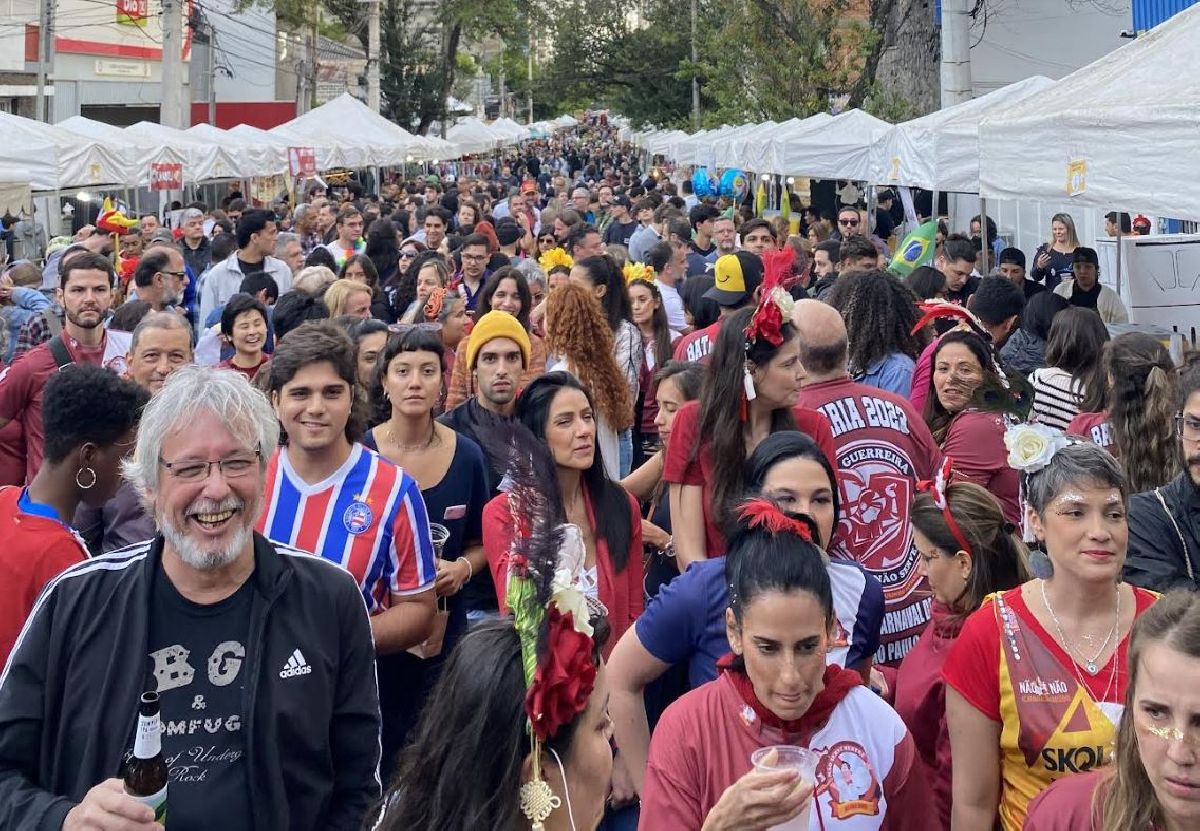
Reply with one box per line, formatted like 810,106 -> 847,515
625,0 -> 1200,221
0,94 -> 581,193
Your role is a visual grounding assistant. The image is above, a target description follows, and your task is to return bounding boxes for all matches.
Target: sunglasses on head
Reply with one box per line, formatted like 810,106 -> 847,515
388,322 -> 443,334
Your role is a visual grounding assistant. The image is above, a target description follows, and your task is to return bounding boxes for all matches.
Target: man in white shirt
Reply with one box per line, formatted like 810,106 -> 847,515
645,240 -> 688,332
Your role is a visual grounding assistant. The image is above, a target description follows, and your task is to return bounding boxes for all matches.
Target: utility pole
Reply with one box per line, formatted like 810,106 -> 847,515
690,0 -> 700,130
365,0 -> 380,112
940,0 -> 974,107
307,0 -> 319,111
207,30 -> 217,125
499,67 -> 506,119
527,34 -> 533,124
160,0 -> 184,126
34,0 -> 54,122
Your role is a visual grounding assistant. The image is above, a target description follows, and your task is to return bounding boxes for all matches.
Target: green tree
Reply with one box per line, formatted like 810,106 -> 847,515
698,0 -> 873,125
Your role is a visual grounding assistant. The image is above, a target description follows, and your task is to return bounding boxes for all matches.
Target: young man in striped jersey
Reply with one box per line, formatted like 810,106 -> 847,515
258,321 -> 436,655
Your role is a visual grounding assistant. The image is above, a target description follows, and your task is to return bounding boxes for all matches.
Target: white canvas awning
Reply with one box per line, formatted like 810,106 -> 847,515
125,122 -> 242,181
446,118 -> 502,156
979,3 -> 1200,219
770,109 -> 891,180
57,115 -> 189,189
1,112 -> 130,191
873,76 -> 1055,192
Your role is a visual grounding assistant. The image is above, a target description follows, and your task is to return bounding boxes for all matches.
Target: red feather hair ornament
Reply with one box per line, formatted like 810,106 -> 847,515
738,498 -> 813,542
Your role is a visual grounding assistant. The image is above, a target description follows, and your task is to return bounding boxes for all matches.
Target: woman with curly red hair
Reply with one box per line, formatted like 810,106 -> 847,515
543,282 -> 635,482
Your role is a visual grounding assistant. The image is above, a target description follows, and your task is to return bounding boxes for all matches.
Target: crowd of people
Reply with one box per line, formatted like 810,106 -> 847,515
1,125 -> 1199,831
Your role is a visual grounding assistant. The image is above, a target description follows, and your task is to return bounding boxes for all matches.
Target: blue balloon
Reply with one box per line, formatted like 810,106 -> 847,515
719,168 -> 747,199
692,168 -> 715,198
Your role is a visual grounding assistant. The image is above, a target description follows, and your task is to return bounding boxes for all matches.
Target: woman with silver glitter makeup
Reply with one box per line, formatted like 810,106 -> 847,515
943,440 -> 1159,831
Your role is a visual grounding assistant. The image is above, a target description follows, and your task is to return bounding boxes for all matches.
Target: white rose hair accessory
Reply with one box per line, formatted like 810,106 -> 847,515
1005,423 -> 1071,475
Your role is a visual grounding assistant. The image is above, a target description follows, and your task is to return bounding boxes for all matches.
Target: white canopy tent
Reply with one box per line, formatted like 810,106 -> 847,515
186,123 -> 287,178
740,116 -> 828,174
57,115 -> 188,188
670,128 -> 725,166
446,118 -> 501,156
873,76 -> 1055,192
1,113 -> 130,191
769,109 -> 891,179
551,115 -> 578,128
715,122 -> 776,169
271,94 -> 424,167
126,122 -> 242,182
979,3 -> 1200,220
490,117 -> 528,144
229,124 -> 340,173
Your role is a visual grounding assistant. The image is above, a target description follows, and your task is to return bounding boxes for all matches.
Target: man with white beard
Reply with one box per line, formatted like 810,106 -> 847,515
0,364 -> 382,830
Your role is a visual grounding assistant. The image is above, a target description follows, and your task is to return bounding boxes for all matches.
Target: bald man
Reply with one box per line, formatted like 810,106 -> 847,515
793,299 -> 943,668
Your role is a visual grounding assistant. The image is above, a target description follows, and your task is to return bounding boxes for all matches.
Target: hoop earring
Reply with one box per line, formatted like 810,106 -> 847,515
76,467 -> 97,490
548,747 -> 578,831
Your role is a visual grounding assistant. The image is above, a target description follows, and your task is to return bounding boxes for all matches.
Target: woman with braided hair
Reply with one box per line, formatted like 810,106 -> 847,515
825,268 -> 927,397
1068,333 -> 1179,493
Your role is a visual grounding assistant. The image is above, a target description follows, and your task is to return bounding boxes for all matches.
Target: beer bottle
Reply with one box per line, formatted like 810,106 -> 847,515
124,691 -> 168,824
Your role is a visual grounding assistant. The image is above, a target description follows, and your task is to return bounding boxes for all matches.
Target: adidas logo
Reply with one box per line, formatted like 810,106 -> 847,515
279,648 -> 312,679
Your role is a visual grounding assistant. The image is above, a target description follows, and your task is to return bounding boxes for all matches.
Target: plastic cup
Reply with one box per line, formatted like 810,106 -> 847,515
429,523 -> 450,557
751,745 -> 819,831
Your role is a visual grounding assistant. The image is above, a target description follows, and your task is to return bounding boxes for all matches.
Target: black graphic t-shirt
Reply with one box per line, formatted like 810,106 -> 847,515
147,565 -> 254,830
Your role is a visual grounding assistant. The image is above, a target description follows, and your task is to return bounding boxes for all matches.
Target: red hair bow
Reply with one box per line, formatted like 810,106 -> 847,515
915,457 -> 973,555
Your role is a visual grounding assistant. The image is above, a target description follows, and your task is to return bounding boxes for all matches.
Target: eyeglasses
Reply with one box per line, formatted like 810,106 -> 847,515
161,270 -> 187,278
399,250 -> 418,259
159,451 -> 261,482
1177,414 -> 1200,441
1137,712 -> 1200,748
461,254 -> 488,263
839,218 -> 860,227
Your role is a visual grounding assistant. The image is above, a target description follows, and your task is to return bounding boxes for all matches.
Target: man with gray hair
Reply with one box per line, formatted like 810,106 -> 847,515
179,206 -> 211,279
76,311 -> 194,553
274,231 -> 304,275
292,203 -> 321,255
0,364 -> 382,829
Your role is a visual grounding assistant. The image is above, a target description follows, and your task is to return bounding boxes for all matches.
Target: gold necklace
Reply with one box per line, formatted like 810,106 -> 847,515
387,420 -> 437,453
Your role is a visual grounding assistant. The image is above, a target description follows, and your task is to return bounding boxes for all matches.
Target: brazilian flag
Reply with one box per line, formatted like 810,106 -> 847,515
888,220 -> 938,277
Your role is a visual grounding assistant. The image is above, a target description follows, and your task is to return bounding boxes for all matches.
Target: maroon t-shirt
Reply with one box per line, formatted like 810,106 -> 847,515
671,320 -> 722,365
1024,769 -> 1105,830
798,377 -> 943,664
942,409 -> 1022,525
663,399 -> 837,558
1066,410 -> 1114,455
0,332 -> 106,483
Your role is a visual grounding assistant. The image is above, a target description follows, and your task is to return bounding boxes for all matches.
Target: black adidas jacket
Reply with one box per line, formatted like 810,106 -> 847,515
0,533 -> 381,830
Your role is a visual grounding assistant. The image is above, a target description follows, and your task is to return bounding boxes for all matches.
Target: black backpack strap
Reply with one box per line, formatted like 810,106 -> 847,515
47,335 -> 73,370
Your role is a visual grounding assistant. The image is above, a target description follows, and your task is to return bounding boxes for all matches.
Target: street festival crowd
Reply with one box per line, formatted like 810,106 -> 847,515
2,120 -> 1200,831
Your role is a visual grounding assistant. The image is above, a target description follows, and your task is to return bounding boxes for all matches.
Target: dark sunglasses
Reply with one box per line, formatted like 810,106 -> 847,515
839,218 -> 860,227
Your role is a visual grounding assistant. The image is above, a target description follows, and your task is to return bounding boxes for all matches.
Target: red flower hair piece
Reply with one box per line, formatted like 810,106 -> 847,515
525,606 -> 596,743
744,247 -> 795,348
738,498 -> 813,542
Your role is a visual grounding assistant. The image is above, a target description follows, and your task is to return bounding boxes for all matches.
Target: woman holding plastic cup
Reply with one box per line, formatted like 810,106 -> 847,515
638,498 -> 928,829
364,325 -> 491,781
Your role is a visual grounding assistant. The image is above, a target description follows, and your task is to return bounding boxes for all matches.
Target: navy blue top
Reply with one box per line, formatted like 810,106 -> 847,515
363,426 -> 489,644
636,556 -> 884,689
